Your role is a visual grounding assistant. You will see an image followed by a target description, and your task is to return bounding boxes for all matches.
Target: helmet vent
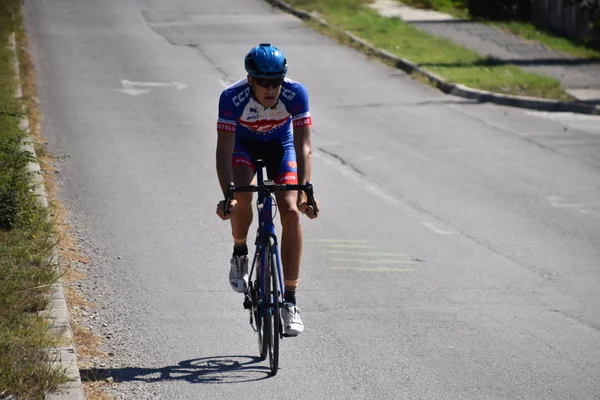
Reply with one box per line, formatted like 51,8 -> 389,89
245,44 -> 288,78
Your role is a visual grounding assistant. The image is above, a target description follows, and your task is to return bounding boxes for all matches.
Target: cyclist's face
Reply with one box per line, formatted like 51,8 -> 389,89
249,76 -> 283,108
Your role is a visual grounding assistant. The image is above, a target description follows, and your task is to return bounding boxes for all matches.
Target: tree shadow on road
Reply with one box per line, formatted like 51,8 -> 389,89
79,355 -> 272,385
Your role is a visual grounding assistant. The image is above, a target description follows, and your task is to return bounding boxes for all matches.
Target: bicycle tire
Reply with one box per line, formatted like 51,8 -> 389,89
255,280 -> 268,361
266,240 -> 281,376
254,247 -> 269,361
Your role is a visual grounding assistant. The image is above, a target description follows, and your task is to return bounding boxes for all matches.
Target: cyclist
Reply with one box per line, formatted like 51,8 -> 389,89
215,43 -> 319,336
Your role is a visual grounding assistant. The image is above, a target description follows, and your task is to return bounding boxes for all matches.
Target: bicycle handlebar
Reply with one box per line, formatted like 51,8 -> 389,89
223,181 -> 319,216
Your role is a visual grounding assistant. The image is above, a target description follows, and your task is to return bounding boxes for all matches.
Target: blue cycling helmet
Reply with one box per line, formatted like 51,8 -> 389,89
245,43 -> 288,79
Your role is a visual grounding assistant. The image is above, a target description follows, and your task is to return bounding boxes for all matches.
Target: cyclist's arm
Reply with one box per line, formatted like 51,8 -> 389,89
293,124 -> 313,203
216,130 -> 235,196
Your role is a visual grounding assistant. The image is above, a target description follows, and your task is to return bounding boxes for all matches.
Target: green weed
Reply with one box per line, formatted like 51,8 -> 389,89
0,0 -> 69,397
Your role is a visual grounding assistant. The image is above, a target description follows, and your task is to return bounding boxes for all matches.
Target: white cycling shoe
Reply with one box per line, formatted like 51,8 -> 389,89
282,303 -> 304,336
229,255 -> 248,293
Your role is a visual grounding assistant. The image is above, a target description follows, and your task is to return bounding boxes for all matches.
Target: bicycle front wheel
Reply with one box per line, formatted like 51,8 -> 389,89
255,279 -> 268,361
254,248 -> 268,361
265,241 -> 281,376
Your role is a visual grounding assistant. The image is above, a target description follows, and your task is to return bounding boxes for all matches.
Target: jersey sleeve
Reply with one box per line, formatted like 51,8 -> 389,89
217,91 -> 237,133
289,83 -> 312,129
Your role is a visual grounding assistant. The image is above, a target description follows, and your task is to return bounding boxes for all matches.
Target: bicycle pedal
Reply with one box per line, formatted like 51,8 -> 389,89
243,297 -> 252,310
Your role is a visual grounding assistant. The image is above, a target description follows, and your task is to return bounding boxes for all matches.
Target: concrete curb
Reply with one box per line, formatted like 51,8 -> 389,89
8,32 -> 86,400
265,0 -> 600,116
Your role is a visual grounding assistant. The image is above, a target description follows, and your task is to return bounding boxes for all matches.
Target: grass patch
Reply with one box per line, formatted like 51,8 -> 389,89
0,0 -> 70,397
394,0 -> 470,18
398,0 -> 600,59
288,0 -> 570,99
491,20 -> 600,59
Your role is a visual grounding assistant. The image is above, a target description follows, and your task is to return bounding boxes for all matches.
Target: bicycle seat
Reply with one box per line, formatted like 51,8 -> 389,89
255,159 -> 266,168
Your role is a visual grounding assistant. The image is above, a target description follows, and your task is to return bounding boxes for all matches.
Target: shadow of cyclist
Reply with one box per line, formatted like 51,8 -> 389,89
80,355 -> 272,384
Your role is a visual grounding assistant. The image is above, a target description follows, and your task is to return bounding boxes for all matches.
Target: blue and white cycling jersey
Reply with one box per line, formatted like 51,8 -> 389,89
217,78 -> 312,141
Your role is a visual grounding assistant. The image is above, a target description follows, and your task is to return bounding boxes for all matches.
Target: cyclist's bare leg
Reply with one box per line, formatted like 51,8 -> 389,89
275,190 -> 302,293
231,165 -> 255,245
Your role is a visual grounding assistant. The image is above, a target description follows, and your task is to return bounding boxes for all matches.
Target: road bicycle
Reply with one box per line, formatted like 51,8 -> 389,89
223,160 -> 318,376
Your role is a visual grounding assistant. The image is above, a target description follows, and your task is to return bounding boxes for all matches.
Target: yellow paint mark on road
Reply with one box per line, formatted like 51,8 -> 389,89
306,239 -> 367,243
324,251 -> 408,257
331,258 -> 417,264
331,267 -> 415,272
310,244 -> 376,249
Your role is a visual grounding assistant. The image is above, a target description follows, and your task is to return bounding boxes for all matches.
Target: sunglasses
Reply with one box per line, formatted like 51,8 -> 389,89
253,77 -> 284,88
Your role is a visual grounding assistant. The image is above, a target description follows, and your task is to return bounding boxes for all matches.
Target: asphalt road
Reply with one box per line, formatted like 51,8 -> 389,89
24,0 -> 600,398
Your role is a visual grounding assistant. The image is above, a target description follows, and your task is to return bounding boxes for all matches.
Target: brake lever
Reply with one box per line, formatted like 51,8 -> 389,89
223,182 -> 235,216
304,181 -> 319,214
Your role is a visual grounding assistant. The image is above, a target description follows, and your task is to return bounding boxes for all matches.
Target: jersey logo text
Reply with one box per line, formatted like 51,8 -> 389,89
232,88 -> 251,107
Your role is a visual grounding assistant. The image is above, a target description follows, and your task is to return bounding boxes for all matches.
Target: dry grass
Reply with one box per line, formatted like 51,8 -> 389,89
0,1 -> 71,396
83,382 -> 114,400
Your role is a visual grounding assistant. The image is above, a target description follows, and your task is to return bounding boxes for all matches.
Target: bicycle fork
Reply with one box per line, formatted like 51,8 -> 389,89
244,242 -> 262,331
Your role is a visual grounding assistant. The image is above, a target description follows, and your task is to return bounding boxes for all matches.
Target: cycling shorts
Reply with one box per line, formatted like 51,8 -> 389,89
232,137 -> 298,184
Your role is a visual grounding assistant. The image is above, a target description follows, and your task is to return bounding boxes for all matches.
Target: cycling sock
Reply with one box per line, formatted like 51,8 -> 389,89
233,243 -> 248,257
284,287 -> 296,305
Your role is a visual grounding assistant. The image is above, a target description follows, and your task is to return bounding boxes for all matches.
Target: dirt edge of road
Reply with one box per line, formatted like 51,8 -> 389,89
16,22 -> 115,400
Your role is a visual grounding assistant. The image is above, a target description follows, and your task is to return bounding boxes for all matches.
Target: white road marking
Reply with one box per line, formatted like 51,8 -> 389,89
114,79 -> 187,95
422,222 -> 453,235
547,196 -> 583,209
121,79 -> 187,89
546,196 -> 598,214
171,81 -> 187,90
115,87 -> 150,96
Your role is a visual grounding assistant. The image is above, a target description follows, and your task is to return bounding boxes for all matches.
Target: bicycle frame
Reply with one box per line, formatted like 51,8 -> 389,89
248,165 -> 285,316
